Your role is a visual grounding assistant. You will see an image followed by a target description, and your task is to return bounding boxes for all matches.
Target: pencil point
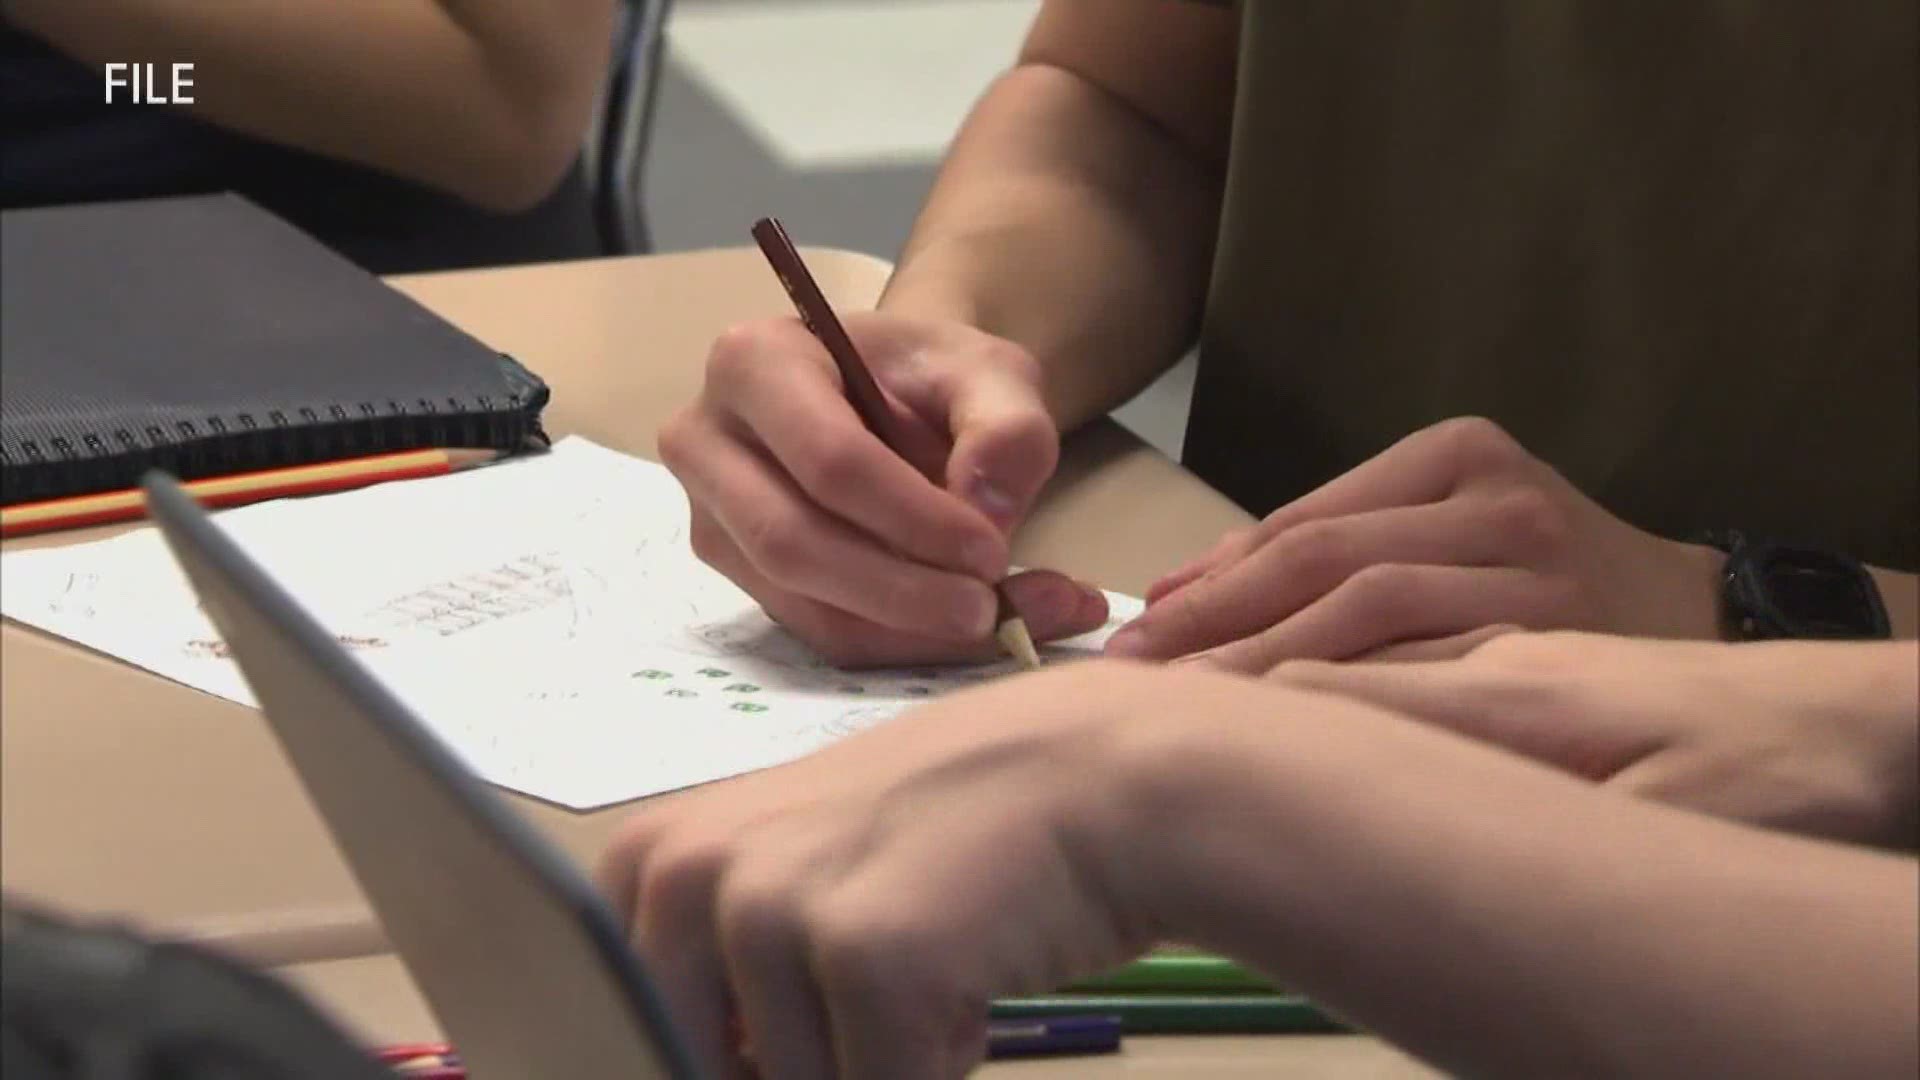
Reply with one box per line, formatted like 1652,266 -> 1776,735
997,616 -> 1042,671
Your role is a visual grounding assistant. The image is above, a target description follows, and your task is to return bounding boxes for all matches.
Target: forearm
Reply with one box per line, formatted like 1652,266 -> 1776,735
6,0 -> 613,209
1849,639 -> 1919,845
880,64 -> 1222,433
1109,689 -> 1919,1077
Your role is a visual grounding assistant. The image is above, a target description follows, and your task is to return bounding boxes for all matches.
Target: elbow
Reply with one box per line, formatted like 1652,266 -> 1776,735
438,114 -> 582,213
411,73 -> 590,213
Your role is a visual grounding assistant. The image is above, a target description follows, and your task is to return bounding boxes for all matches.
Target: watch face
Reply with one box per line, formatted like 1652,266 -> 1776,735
1760,548 -> 1877,636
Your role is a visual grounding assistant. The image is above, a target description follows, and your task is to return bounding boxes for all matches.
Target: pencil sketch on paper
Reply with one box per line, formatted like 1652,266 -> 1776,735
48,573 -> 102,619
184,634 -> 388,660
682,610 -> 833,671
823,704 -> 905,739
366,552 -> 573,637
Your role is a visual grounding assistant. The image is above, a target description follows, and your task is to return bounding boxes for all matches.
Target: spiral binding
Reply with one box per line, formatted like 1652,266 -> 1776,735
0,360 -> 550,505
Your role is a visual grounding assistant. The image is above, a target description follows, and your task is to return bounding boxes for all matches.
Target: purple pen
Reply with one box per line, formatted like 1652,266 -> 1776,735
984,1013 -> 1123,1059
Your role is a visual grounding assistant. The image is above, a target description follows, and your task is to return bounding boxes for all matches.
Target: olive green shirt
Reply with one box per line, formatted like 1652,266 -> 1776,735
1184,2 -> 1917,569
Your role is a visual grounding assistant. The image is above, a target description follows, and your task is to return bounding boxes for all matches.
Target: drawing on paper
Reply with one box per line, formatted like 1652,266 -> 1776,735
184,634 -> 388,660
0,436 -> 1148,812
367,552 -> 573,637
823,704 -> 903,739
683,610 -> 831,670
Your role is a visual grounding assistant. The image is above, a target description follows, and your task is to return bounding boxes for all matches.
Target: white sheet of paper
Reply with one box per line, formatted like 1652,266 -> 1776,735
0,438 -> 1145,808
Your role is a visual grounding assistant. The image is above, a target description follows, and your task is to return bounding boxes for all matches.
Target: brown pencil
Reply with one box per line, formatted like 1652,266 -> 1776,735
751,216 -> 1041,669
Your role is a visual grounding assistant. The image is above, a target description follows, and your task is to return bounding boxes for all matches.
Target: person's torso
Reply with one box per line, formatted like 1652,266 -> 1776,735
1187,1 -> 1917,568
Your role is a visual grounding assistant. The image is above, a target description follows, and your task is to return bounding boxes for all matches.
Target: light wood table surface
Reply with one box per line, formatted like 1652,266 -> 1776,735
278,953 -> 1435,1078
3,246 -> 1431,1075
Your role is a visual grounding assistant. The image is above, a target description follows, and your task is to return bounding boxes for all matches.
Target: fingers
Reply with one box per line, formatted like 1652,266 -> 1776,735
698,519 -> 1104,666
1351,623 -> 1523,663
1146,417 -> 1534,607
1270,416 -> 1529,518
934,363 -> 1059,534
671,317 -> 1076,667
711,329 -> 1010,580
718,844 -> 839,1080
617,827 -> 751,1078
1110,496 -> 1532,660
1145,527 -> 1259,605
821,931 -> 971,1080
635,813 -> 974,1080
667,418 -> 998,642
1188,564 -> 1574,671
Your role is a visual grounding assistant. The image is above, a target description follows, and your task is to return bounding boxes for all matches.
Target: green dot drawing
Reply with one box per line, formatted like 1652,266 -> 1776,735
729,702 -> 769,713
723,683 -> 761,693
664,688 -> 699,698
697,667 -> 731,678
837,684 -> 866,695
904,686 -> 932,696
632,669 -> 673,680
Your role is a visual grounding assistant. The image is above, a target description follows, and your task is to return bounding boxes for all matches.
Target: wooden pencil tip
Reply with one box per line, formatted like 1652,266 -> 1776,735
996,616 -> 1042,671
444,448 -> 507,468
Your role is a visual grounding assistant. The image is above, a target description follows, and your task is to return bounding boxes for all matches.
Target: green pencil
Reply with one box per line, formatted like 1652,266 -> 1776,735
1063,952 -> 1274,994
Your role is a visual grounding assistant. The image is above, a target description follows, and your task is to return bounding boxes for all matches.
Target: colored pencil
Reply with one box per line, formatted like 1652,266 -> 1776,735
984,1013 -> 1123,1058
750,216 -> 1040,670
0,447 -> 503,538
990,993 -> 1345,1035
380,1016 -> 1120,1077
1065,952 -> 1276,994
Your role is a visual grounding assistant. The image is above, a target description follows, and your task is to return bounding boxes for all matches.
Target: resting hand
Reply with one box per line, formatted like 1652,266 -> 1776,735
594,661 -> 1388,1078
1106,416 -> 1723,670
1275,632 -> 1920,847
660,313 -> 1107,667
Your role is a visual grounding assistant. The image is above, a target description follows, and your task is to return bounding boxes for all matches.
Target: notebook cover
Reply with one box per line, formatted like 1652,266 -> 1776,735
0,193 -> 549,505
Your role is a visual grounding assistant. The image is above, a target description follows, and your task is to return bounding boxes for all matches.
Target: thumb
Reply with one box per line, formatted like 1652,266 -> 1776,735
941,366 -> 1058,534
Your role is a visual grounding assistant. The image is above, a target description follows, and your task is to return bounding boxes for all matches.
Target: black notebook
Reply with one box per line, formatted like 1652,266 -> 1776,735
0,193 -> 550,505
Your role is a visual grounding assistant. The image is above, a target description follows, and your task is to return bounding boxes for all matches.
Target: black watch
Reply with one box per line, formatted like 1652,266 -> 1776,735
1702,530 -> 1891,641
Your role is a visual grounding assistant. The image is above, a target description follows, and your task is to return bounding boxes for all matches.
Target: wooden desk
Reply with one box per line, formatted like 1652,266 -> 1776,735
1,246 -> 1428,1073
277,953 -> 1438,1079
1,247 -> 1249,955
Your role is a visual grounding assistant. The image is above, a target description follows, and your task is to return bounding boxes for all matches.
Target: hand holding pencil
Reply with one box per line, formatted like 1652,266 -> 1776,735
653,220 -> 1109,668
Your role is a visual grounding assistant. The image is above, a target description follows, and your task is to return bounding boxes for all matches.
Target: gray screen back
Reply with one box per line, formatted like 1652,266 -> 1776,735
147,475 -> 695,1079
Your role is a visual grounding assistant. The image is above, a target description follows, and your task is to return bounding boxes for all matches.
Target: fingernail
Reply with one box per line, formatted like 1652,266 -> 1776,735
961,536 -> 1004,581
1104,625 -> 1150,658
1172,652 -> 1223,671
966,470 -> 1021,530
955,589 -> 997,639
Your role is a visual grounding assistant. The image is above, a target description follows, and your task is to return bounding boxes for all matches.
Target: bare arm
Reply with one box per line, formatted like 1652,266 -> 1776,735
1111,674 -> 1920,1077
879,0 -> 1237,431
4,0 -> 615,210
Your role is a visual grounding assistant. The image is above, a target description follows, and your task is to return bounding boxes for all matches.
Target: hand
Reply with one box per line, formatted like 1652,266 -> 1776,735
1274,632 -> 1920,847
660,313 -> 1107,667
1105,416 -> 1723,670
594,661 -> 1214,1079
